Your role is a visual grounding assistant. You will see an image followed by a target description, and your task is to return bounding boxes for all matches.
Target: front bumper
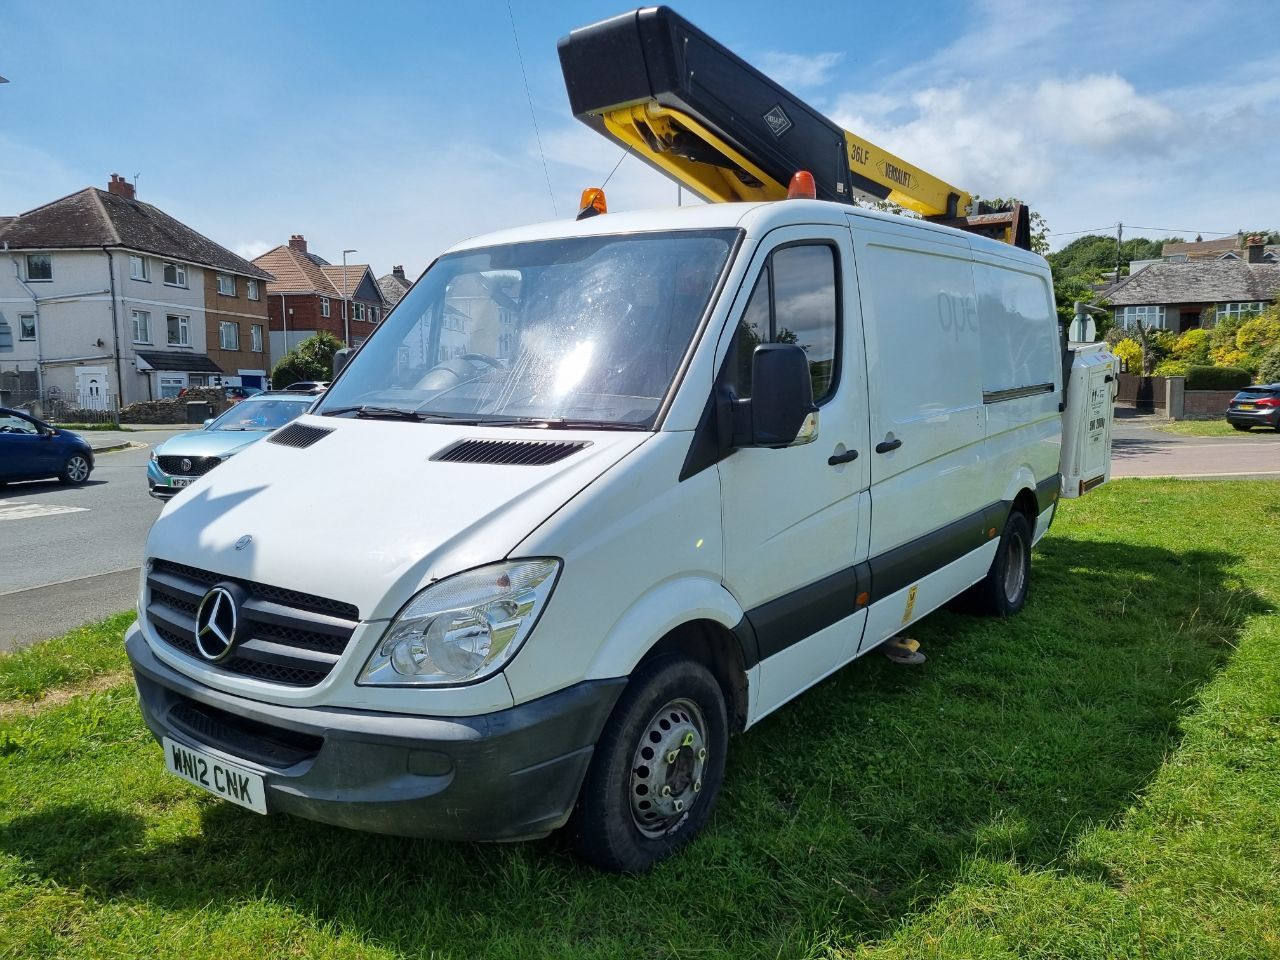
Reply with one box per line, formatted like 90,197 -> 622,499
126,626 -> 624,841
147,460 -> 191,499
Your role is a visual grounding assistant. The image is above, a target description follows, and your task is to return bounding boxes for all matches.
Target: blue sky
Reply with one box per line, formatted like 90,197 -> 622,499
3,0 -> 1277,276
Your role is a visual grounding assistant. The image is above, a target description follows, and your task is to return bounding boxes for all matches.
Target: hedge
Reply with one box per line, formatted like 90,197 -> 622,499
1184,365 -> 1251,391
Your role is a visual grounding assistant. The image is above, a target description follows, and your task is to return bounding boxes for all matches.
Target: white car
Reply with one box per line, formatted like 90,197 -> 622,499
125,198 -> 1114,871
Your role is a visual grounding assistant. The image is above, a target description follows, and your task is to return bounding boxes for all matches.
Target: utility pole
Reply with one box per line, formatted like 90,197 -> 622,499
342,249 -> 356,347
1115,222 -> 1123,283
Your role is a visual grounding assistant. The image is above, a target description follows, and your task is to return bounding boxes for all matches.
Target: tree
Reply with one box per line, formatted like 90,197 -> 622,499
271,331 -> 344,387
1046,234 -> 1176,280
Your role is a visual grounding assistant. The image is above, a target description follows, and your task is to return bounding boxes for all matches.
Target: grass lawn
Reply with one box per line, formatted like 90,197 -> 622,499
2,479 -> 1279,959
1157,420 -> 1278,438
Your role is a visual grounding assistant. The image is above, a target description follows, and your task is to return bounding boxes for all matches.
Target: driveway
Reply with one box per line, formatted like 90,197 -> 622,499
1111,419 -> 1280,479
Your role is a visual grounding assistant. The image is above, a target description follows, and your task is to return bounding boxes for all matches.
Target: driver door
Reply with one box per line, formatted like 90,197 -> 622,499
717,225 -> 872,721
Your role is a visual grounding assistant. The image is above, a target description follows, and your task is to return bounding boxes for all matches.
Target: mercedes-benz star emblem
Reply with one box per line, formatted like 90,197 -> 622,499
194,585 -> 240,662
180,457 -> 192,472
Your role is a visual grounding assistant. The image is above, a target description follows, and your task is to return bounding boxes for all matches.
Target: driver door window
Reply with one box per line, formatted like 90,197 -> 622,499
0,414 -> 39,435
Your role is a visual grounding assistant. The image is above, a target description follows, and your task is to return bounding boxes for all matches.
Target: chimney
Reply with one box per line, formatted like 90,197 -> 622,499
289,234 -> 308,254
107,173 -> 135,200
1245,235 -> 1265,264
393,265 -> 406,281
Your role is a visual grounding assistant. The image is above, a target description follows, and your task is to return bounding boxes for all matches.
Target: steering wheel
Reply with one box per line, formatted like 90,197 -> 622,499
460,353 -> 504,372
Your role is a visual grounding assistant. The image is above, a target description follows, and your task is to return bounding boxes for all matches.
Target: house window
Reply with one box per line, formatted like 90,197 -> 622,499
250,324 -> 263,352
1216,301 -> 1265,321
219,321 -> 240,350
1119,305 -> 1166,330
163,262 -> 187,286
25,254 -> 51,281
373,307 -> 380,323
247,279 -> 259,300
166,315 -> 190,346
159,375 -> 187,399
19,314 -> 36,340
354,303 -> 365,321
321,297 -> 330,318
131,310 -> 151,343
217,274 -> 236,296
129,255 -> 149,280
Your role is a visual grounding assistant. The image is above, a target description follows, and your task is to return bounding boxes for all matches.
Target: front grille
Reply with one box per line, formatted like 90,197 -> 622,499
146,559 -> 359,688
156,455 -> 222,477
168,697 -> 323,768
433,437 -> 590,466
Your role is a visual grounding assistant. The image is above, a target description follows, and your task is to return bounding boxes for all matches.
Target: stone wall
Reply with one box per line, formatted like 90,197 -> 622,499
119,387 -> 229,424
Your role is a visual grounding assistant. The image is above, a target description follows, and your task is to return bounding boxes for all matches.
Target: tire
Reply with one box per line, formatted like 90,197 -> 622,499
969,509 -> 1032,617
59,454 -> 92,484
568,656 -> 728,872
1232,423 -> 1251,432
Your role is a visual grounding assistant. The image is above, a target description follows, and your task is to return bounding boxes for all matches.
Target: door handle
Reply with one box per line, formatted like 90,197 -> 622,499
827,449 -> 859,466
875,438 -> 902,454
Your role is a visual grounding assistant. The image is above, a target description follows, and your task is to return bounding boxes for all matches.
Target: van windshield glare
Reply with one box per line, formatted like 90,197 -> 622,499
317,229 -> 739,428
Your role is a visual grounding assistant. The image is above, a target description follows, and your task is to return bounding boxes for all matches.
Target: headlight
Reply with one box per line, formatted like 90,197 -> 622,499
359,559 -> 560,686
150,450 -> 157,461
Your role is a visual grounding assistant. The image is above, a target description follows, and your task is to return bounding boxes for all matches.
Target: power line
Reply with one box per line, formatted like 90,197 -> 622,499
507,1 -> 557,218
600,144 -> 632,190
1049,225 -> 1239,238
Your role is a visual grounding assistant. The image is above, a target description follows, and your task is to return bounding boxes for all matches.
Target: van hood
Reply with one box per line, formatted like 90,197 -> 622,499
145,415 -> 650,621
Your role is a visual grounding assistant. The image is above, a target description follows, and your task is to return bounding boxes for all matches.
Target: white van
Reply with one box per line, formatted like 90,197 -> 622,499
126,198 -> 1111,871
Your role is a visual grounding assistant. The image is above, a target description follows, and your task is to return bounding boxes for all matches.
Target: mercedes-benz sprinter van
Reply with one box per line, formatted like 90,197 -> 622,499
126,199 -> 1115,871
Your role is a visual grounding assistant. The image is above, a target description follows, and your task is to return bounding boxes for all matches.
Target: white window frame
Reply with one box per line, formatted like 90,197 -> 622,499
158,374 -> 187,399
163,261 -> 188,287
130,255 -> 149,281
219,320 -> 240,351
131,310 -> 151,343
217,274 -> 236,296
250,324 -> 263,352
25,253 -> 51,281
354,302 -> 365,321
166,314 -> 190,346
1120,305 -> 1166,330
320,296 -> 330,318
1215,301 -> 1265,321
19,313 -> 36,341
247,279 -> 260,300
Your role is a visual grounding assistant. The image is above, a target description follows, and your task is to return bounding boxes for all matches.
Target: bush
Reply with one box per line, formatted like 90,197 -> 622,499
271,332 -> 344,387
1184,365 -> 1251,391
1257,345 -> 1280,384
1171,328 -> 1212,366
1111,338 -> 1142,372
1153,359 -> 1189,377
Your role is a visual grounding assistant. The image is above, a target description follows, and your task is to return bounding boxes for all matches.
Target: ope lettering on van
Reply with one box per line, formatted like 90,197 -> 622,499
937,292 -> 977,338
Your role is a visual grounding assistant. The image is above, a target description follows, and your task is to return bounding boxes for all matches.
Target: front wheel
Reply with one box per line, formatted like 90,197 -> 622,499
60,454 -> 92,484
568,656 -> 728,872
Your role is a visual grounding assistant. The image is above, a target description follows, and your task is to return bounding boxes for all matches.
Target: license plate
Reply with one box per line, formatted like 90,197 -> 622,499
169,476 -> 194,488
163,737 -> 267,814
1239,403 -> 1255,410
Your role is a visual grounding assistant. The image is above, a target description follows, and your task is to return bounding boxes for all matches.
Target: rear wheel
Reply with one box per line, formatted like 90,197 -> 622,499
59,454 -> 91,484
569,655 -> 728,872
1232,423 -> 1252,432
969,510 -> 1032,616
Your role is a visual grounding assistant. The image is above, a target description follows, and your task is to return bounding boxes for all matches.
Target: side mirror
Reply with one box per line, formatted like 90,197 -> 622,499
202,418 -> 214,428
332,347 -> 354,378
736,343 -> 818,448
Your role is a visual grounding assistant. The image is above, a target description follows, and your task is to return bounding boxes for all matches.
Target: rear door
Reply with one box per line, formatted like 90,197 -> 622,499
717,224 -> 872,719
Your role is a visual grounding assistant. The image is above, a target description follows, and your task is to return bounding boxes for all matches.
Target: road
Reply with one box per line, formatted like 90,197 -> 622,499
1111,420 -> 1280,479
0,429 -> 183,650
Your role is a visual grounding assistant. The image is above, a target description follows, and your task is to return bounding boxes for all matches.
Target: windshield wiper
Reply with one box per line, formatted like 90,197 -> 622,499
321,405 -> 427,421
471,416 -> 649,431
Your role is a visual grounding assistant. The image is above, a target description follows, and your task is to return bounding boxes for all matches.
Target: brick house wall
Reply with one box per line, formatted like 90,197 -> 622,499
267,293 -> 381,348
203,270 -> 272,387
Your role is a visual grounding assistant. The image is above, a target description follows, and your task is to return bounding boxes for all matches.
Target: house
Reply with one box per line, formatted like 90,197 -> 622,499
377,265 -> 413,313
1105,239 -> 1280,333
0,175 -> 274,407
253,235 -> 388,357
1161,236 -> 1279,263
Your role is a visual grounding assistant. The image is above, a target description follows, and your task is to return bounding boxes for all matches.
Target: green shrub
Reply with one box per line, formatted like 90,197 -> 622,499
1153,359 -> 1189,377
1257,345 -> 1280,384
1171,328 -> 1212,366
1184,365 -> 1251,391
270,332 -> 344,387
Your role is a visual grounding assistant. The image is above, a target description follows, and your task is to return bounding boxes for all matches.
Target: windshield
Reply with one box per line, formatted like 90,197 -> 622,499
317,229 -> 738,428
208,396 -> 313,432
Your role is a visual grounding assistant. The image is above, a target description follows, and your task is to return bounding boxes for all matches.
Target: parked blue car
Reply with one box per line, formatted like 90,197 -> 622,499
0,407 -> 95,486
147,392 -> 315,499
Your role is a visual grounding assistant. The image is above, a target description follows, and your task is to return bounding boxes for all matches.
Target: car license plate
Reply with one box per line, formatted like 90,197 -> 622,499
1239,403 -> 1255,410
163,737 -> 267,814
169,476 -> 194,488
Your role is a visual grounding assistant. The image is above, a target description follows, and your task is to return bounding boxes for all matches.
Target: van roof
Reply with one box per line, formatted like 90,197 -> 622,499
445,200 -> 1047,269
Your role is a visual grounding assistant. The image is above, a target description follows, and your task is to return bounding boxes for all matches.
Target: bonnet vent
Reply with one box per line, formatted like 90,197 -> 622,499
433,438 -> 591,466
268,422 -> 334,449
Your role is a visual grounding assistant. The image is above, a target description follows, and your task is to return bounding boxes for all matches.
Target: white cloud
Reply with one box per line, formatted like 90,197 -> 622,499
758,51 -> 845,89
234,241 -> 272,261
